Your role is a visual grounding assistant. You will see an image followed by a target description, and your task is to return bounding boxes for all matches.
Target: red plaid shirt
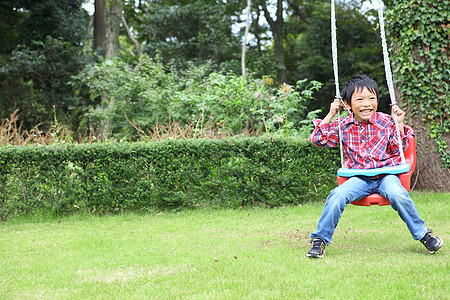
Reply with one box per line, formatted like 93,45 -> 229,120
310,112 -> 413,169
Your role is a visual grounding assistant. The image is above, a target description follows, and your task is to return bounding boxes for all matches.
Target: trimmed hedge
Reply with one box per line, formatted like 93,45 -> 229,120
0,137 -> 339,218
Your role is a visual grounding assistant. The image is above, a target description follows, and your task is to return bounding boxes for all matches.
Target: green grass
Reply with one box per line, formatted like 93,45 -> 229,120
1,191 -> 448,299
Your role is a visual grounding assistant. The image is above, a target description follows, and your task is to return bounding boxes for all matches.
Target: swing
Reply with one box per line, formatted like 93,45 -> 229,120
337,125 -> 416,206
330,0 -> 416,206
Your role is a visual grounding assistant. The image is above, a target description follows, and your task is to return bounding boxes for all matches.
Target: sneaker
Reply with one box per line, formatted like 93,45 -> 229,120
307,238 -> 326,258
420,229 -> 443,254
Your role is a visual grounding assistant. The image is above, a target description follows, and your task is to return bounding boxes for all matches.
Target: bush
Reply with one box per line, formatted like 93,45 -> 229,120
75,55 -> 322,140
0,137 -> 339,219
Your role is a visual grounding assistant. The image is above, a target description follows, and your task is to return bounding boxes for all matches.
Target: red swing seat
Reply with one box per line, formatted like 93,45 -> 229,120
337,125 -> 416,206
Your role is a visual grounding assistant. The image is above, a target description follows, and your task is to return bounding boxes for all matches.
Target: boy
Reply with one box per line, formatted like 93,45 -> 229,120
307,74 -> 443,258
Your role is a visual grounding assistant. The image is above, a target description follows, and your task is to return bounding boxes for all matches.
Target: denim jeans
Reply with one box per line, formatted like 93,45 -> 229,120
311,174 -> 427,245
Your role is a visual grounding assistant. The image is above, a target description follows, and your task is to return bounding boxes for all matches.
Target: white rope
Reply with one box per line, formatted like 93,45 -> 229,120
376,0 -> 406,165
331,0 -> 406,168
331,0 -> 340,100
331,0 -> 345,168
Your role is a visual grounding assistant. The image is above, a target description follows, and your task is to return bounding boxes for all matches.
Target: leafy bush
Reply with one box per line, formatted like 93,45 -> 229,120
0,138 -> 339,219
75,55 -> 322,140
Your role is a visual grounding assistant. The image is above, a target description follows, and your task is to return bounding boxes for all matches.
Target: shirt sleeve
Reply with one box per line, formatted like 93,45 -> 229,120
310,118 -> 339,148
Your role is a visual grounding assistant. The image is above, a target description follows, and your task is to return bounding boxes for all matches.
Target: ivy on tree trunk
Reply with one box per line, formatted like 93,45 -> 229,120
387,0 -> 449,191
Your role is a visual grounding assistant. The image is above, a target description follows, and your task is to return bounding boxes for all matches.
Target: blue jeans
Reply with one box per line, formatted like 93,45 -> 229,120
311,175 -> 427,245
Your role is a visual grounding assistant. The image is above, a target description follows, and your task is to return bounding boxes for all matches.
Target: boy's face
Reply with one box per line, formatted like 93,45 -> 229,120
345,87 -> 378,123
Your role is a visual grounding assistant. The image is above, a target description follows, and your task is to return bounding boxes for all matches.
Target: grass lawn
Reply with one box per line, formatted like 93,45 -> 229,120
0,191 -> 448,299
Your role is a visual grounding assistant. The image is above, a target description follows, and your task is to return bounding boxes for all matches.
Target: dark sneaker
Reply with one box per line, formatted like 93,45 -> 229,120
307,238 -> 326,258
420,229 -> 443,254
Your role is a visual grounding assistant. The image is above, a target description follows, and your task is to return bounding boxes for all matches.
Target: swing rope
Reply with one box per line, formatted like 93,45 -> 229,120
376,0 -> 406,164
331,0 -> 407,172
330,0 -> 345,168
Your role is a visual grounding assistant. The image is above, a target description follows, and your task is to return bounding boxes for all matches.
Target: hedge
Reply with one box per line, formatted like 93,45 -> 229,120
0,137 -> 340,219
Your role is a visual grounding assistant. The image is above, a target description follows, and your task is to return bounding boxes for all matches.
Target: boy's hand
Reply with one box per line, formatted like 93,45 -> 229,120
320,98 -> 341,125
391,105 -> 405,133
329,98 -> 341,117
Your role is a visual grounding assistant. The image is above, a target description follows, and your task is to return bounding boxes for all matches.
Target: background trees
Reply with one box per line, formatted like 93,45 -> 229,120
0,0 -> 89,129
1,0 -> 380,129
132,0 -> 242,71
0,0 -> 447,190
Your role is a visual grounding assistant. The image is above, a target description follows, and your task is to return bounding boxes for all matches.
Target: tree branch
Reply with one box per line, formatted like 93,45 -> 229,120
260,1 -> 275,29
121,14 -> 142,55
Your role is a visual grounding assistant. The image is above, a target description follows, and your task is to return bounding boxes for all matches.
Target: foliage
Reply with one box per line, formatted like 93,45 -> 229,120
76,55 -> 322,140
75,55 -> 178,139
0,0 -> 395,136
0,138 -> 340,218
0,0 -> 88,54
132,0 -> 242,71
387,0 -> 449,168
0,0 -> 89,133
179,73 -> 321,137
0,37 -> 89,130
18,0 -> 88,47
0,1 -> 23,55
284,0 -> 389,116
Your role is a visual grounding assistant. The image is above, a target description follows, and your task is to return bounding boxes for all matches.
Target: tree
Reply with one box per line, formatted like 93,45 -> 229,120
259,0 -> 287,84
91,0 -> 124,137
93,0 -> 107,50
93,0 -> 125,57
283,0 -> 387,118
133,0 -> 241,71
387,0 -> 449,191
0,0 -> 89,129
105,0 -> 123,59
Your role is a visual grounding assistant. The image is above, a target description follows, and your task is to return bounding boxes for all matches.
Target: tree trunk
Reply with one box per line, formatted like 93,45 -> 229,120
105,0 -> 123,59
395,52 -> 450,192
93,0 -> 106,50
260,0 -> 287,84
242,0 -> 251,77
402,97 -> 450,192
100,0 -> 123,139
388,1 -> 450,192
254,8 -> 262,56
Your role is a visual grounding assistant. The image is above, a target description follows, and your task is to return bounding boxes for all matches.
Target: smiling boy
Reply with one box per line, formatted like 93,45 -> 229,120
307,74 -> 443,258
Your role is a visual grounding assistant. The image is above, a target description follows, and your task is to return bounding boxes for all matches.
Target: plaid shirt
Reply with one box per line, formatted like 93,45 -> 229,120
310,112 -> 413,169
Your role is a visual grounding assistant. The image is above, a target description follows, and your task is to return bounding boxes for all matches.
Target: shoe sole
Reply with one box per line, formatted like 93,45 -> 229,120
306,252 -> 324,258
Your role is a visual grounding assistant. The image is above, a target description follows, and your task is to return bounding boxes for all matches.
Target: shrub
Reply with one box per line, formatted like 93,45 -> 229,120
75,55 -> 322,140
0,137 -> 339,219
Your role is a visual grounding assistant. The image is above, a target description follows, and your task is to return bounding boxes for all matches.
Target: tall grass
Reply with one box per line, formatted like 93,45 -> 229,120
0,109 -> 259,145
0,109 -> 73,146
0,191 -> 447,299
124,111 -> 259,141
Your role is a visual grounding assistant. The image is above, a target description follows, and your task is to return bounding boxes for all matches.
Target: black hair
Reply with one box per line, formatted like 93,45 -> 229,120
341,74 -> 379,106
